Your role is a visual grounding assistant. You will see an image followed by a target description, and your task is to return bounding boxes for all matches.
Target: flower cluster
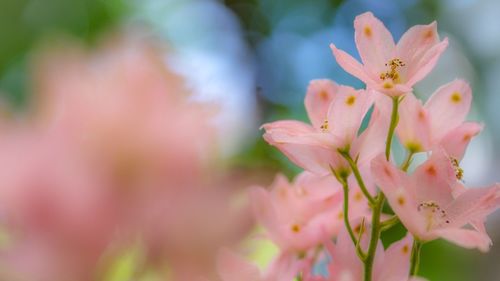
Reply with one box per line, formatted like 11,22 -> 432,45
220,12 -> 500,281
0,38 -> 252,281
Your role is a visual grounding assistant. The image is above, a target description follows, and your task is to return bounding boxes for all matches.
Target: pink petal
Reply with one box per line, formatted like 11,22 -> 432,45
327,226 -> 365,281
425,79 -> 472,141
305,79 -> 339,129
354,12 -> 396,76
261,120 -> 316,137
406,37 -> 448,86
351,96 -> 390,167
262,121 -> 343,175
249,187 -> 280,238
371,154 -> 426,237
375,232 -> 413,281
439,122 -> 483,160
397,22 -> 441,79
217,248 -> 262,281
445,183 -> 500,230
265,253 -> 302,281
330,44 -> 374,84
396,93 -> 432,153
432,228 -> 492,252
264,137 -> 343,175
411,150 -> 456,206
372,83 -> 413,97
327,86 -> 373,148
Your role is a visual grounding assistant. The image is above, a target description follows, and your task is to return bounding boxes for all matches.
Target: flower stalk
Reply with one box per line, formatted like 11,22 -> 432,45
363,96 -> 400,281
339,149 -> 375,205
410,240 -> 423,276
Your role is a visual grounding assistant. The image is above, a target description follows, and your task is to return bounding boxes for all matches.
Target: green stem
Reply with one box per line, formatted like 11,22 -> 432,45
380,215 -> 400,232
409,239 -> 422,276
385,96 -> 400,161
401,151 -> 415,172
340,178 -> 357,245
339,150 -> 375,205
363,194 -> 384,281
336,169 -> 367,259
363,96 -> 400,281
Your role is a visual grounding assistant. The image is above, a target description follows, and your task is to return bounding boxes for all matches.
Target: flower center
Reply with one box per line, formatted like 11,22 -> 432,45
417,201 -> 450,231
320,119 -> 329,132
380,58 -> 405,84
450,157 -> 464,180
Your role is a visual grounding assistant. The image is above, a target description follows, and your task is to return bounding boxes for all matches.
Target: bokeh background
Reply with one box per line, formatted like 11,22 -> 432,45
1,0 -> 499,280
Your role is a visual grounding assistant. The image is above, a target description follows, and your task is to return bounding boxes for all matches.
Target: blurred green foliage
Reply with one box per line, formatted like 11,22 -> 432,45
0,0 -> 128,106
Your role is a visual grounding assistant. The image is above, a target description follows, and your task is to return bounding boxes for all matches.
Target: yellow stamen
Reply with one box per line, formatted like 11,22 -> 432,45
320,119 -> 329,132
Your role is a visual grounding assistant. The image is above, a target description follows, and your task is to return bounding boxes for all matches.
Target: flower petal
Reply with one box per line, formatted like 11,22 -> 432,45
217,248 -> 262,281
327,86 -> 373,148
375,232 -> 413,281
351,94 -> 390,167
305,79 -> 339,129
432,228 -> 492,252
406,37 -> 448,86
249,186 -> 280,237
439,122 -> 483,160
354,12 -> 396,75
266,253 -> 302,281
411,150 -> 456,206
397,22 -> 441,79
445,183 -> 500,230
425,79 -> 472,141
396,93 -> 432,153
371,154 -> 426,237
263,131 -> 343,175
330,44 -> 374,84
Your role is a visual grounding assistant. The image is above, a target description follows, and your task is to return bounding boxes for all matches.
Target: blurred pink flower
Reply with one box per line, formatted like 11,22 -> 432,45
0,37 -> 251,280
0,131 -> 118,281
371,150 -> 500,252
330,12 -> 448,96
320,227 -> 417,281
216,249 -> 302,281
249,172 -> 370,253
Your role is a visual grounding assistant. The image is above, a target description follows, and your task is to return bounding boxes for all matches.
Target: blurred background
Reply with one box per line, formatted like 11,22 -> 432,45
0,0 -> 499,280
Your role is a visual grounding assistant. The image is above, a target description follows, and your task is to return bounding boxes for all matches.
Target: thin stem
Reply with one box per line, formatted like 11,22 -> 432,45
363,96 -> 400,281
363,194 -> 384,281
385,96 -> 400,161
341,179 -> 357,245
339,150 -> 375,205
340,177 -> 367,259
409,239 -> 422,276
401,151 -> 415,172
380,215 -> 400,232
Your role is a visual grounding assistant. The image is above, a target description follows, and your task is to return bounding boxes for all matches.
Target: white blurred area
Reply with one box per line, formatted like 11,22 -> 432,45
128,0 -> 258,157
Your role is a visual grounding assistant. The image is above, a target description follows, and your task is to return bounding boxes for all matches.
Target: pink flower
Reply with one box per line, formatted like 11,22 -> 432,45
307,225 -> 421,281
0,37 -> 251,280
0,132 -> 118,281
330,12 -> 448,96
262,79 -> 384,176
394,79 -> 482,159
250,172 -> 370,253
371,150 -> 500,252
216,249 -> 301,281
